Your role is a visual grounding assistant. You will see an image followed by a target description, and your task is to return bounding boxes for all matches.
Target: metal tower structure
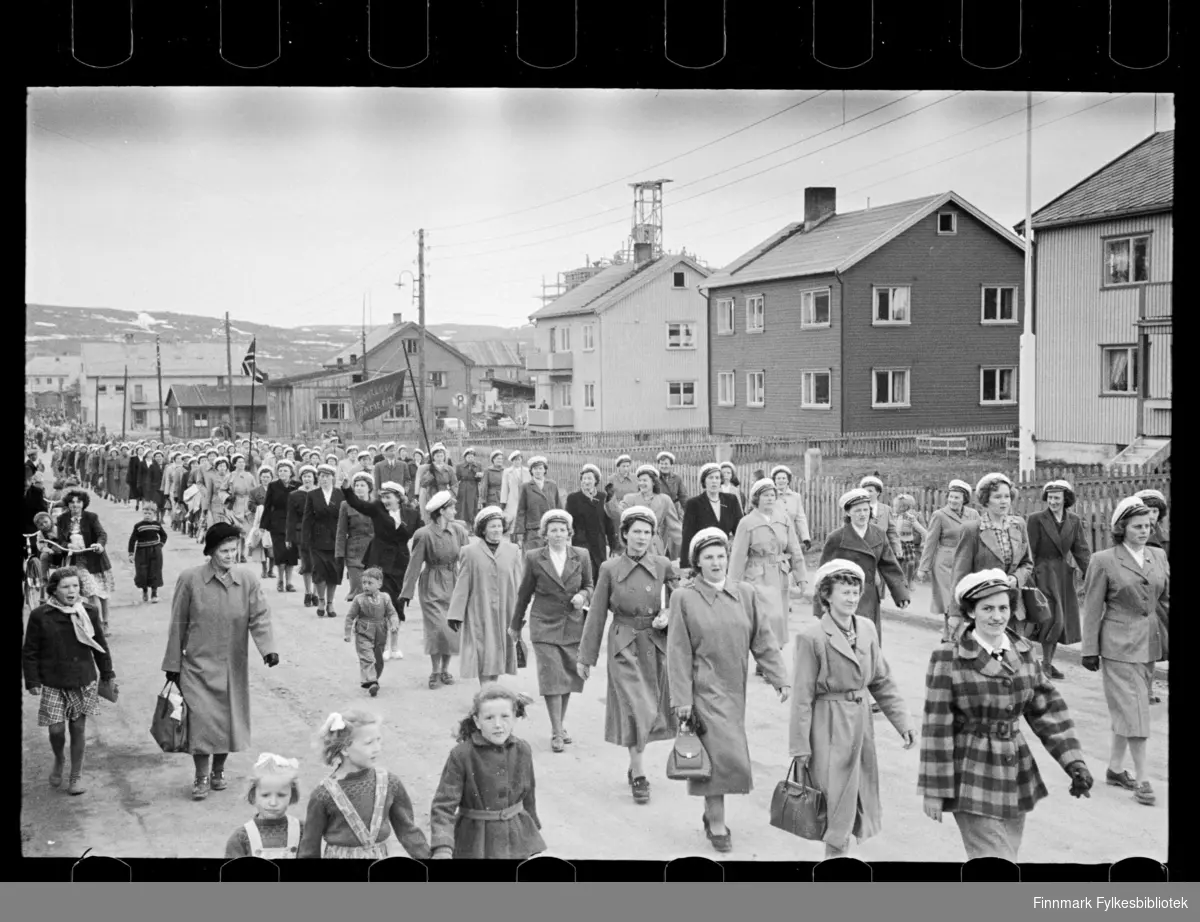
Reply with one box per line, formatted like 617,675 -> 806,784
629,179 -> 672,262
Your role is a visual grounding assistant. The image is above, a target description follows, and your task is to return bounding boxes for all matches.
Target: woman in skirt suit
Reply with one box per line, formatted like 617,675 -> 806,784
1081,497 -> 1168,807
301,464 -> 345,619
1026,480 -> 1092,679
514,456 -> 563,552
511,508 -> 595,752
578,505 -> 679,805
341,480 -> 414,615
264,459 -> 299,592
680,462 -> 744,567
917,480 -> 979,642
565,464 -> 617,580
919,570 -> 1094,860
336,473 -> 376,601
285,465 -> 318,604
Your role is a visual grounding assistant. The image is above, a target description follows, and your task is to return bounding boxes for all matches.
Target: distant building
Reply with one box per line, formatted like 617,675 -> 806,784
454,340 -> 532,415
26,354 -> 82,414
166,384 -> 267,440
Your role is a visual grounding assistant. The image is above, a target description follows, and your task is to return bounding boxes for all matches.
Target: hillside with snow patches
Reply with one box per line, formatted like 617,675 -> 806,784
25,304 -> 535,377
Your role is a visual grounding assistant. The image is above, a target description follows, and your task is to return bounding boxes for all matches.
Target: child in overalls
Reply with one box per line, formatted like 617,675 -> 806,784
343,568 -> 401,698
223,753 -> 304,859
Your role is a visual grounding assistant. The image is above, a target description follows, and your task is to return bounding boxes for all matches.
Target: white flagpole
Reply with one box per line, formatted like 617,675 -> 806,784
1018,92 -> 1036,475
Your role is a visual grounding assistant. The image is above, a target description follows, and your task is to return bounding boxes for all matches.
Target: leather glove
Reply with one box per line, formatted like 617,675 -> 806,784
802,540 -> 811,552
448,620 -> 460,633
1067,761 -> 1093,798
263,653 -> 279,667
397,598 -> 408,619
1081,655 -> 1100,672
165,671 -> 181,684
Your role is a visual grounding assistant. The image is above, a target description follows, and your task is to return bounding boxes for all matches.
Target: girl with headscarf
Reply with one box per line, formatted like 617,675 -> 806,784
619,465 -> 673,558
1026,480 -> 1092,678
917,480 -> 980,642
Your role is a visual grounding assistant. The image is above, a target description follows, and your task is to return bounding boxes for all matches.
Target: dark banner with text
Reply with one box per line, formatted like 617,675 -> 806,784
349,370 -> 406,423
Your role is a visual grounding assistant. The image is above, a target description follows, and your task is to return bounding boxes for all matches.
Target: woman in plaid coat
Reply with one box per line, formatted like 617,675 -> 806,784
919,570 -> 1094,861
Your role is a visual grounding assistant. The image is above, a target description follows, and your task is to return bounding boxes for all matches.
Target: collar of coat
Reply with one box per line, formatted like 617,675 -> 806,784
203,560 -> 243,585
1113,542 -> 1161,580
955,627 -> 1030,676
835,522 -> 886,551
691,577 -> 738,604
820,611 -> 866,669
469,730 -> 517,750
613,552 -> 664,582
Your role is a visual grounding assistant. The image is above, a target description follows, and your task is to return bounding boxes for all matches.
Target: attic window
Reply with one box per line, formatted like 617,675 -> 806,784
350,353 -> 358,364
337,357 -> 344,367
937,212 -> 957,235
673,271 -> 686,288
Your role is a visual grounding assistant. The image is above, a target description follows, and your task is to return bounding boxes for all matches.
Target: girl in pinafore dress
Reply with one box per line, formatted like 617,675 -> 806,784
298,708 -> 431,860
224,753 -> 305,859
430,684 -> 546,860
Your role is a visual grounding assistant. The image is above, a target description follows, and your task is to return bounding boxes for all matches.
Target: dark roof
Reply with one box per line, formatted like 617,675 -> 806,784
455,340 -> 525,367
530,254 -> 710,320
1020,131 -> 1173,231
325,321 -> 471,368
166,384 -> 266,408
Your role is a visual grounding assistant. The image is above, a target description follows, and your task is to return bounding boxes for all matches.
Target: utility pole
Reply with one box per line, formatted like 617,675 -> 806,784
361,292 -> 369,382
225,312 -> 235,440
418,228 -> 428,442
121,365 -> 128,439
1018,91 -> 1036,476
155,334 -> 166,443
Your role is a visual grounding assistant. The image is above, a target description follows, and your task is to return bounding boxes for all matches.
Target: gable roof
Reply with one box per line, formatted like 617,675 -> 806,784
166,384 -> 266,408
81,341 -> 251,378
703,192 -> 1025,289
530,254 -> 710,321
455,340 -> 526,368
324,321 -> 471,368
26,354 -> 82,378
1018,131 -> 1173,232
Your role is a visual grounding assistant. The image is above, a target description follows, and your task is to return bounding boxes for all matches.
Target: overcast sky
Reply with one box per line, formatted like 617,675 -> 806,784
26,88 -> 1173,330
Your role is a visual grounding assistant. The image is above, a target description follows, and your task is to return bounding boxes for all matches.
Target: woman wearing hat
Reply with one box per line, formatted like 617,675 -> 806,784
859,475 -> 903,563
114,446 -> 131,505
728,478 -> 805,654
286,465 -> 320,605
1135,489 -> 1169,557
336,472 -> 378,602
263,459 -> 299,593
669,528 -> 789,853
55,489 -> 117,631
619,465 -> 673,558
454,447 -> 484,524
162,522 -> 279,802
401,490 -> 471,689
514,456 -> 563,552
127,446 -> 145,511
341,480 -> 415,615
578,506 -> 679,805
227,454 -> 259,561
771,465 -> 812,552
138,448 -> 161,514
481,449 -> 506,510
919,570 -> 1094,859
565,464 -> 617,579
448,506 -> 524,686
511,508 -> 595,751
302,464 -> 346,619
951,473 -> 1034,640
655,451 -> 687,559
1080,497 -> 1168,807
500,450 -> 530,539
206,455 -> 234,532
679,462 -> 743,572
718,461 -> 744,512
605,455 -> 639,549
418,443 -> 459,524
1026,480 -> 1092,679
791,560 -> 916,858
245,465 -> 275,579
917,480 -> 980,642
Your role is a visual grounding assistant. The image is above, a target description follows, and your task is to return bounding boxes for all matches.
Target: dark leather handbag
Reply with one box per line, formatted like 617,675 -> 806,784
1021,584 -> 1053,627
665,718 -> 711,781
150,680 -> 189,753
515,637 -> 528,669
769,758 -> 827,841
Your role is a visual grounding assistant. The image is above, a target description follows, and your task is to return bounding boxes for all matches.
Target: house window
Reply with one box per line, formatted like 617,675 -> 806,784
980,366 -> 1017,405
133,410 -> 146,427
428,371 -> 447,389
403,338 -> 418,354
673,271 -> 686,288
115,384 -> 125,394
216,376 -> 225,386
192,412 -> 208,427
801,371 -> 832,408
981,286 -> 1017,324
96,385 -> 107,395
558,384 -> 572,408
667,381 -> 697,408
337,357 -> 344,367
1101,345 -> 1139,395
320,400 -> 347,420
1104,234 -> 1150,286
717,372 -> 735,407
800,288 -> 831,328
351,373 -> 364,384
873,286 -> 911,325
350,353 -> 358,364
584,383 -> 596,409
716,298 -> 734,334
746,296 -> 765,333
435,408 -> 448,419
384,401 -> 414,420
937,212 -> 957,235
561,327 -> 571,351
665,322 -> 697,350
872,368 -> 910,408
549,328 -> 557,353
746,372 -> 765,407
583,324 -> 595,351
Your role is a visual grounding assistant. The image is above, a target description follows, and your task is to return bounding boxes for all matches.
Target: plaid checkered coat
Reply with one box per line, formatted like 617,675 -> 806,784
918,629 -> 1083,818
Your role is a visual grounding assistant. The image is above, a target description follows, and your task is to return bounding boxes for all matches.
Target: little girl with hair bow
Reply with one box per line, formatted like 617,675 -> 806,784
224,752 -> 305,859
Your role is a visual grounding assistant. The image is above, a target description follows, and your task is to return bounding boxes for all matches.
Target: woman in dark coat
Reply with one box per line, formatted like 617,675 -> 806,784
680,461 -> 743,569
145,449 -> 166,516
127,447 -> 145,508
336,472 -> 377,602
454,448 -> 483,524
114,447 -> 131,504
341,479 -> 414,617
564,464 -> 616,579
302,464 -> 345,619
285,465 -> 318,604
1135,489 -> 1169,557
1026,480 -> 1092,678
56,489 -> 116,631
514,456 -> 563,551
263,459 -> 298,592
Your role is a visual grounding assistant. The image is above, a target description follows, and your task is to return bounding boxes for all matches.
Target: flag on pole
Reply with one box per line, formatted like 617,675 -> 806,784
241,338 -> 269,383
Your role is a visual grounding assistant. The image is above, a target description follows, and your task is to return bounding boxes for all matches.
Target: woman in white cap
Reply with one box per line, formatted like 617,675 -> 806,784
652,452 -> 686,560
401,490 -> 470,689
481,449 -> 506,512
341,480 -> 415,615
514,456 -> 563,551
920,570 -> 1093,859
418,442 -> 459,524
336,472 -> 378,602
917,480 -> 980,642
605,454 -> 639,548
728,477 -> 805,658
302,464 -> 346,619
511,508 -> 595,751
566,463 -> 617,579
264,459 -> 299,593
287,464 -> 320,604
228,453 -> 258,562
500,449 -> 529,539
859,475 -> 903,563
1134,489 -> 1169,557
206,455 -> 234,531
1026,480 -> 1092,679
771,465 -> 812,552
791,559 -> 915,859
718,461 -> 744,512
680,462 -> 743,570
454,447 -> 483,524
619,465 -> 673,558
951,473 -> 1034,640
578,506 -> 679,805
448,505 -> 523,686
246,465 -> 276,580
1080,497 -> 1168,807
668,528 -> 789,853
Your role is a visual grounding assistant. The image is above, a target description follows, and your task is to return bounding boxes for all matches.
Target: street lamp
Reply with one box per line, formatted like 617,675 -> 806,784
395,270 -> 417,307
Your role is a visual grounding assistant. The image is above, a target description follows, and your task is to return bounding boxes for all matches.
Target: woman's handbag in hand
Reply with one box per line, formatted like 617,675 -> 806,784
150,680 -> 189,753
665,718 -> 711,782
515,636 -> 528,669
1021,584 -> 1054,627
769,758 -> 827,841
260,529 -> 273,551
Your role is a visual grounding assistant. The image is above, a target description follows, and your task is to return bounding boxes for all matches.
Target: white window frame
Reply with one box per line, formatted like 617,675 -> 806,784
320,400 -> 348,421
871,367 -> 911,408
716,372 -> 735,407
561,327 -> 571,351
746,371 -> 765,407
980,366 -> 1017,406
672,270 -> 686,288
937,212 -> 957,235
667,380 -> 697,409
558,383 -> 572,408
800,287 -> 832,329
192,412 -> 208,427
582,324 -> 595,351
384,401 -> 415,420
428,371 -> 447,389
800,370 -> 833,409
1103,233 -> 1151,287
583,382 -> 596,410
716,298 -> 735,335
872,286 -> 912,326
665,321 -> 697,350
745,295 -> 765,334
1101,345 -> 1139,396
981,285 -> 1018,325
133,409 -> 147,427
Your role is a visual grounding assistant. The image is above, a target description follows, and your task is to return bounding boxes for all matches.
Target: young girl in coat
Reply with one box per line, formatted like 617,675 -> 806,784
127,502 -> 168,603
344,568 -> 402,697
224,753 -> 305,859
430,683 -> 545,860
891,494 -> 927,589
298,708 -> 431,860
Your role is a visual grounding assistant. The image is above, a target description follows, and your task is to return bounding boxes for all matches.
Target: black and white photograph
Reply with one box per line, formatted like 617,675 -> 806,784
24,86 -> 1170,865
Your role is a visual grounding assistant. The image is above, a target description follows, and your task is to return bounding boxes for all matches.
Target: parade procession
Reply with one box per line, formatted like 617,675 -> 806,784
23,88 -> 1170,867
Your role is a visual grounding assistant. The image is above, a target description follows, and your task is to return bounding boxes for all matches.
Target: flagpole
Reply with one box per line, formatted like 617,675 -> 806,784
1018,91 -> 1036,476
225,312 -> 235,440
249,345 -> 256,448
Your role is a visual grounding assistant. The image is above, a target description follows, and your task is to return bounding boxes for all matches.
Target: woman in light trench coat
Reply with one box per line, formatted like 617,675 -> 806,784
789,559 -> 915,858
162,523 -> 278,802
917,479 -> 980,642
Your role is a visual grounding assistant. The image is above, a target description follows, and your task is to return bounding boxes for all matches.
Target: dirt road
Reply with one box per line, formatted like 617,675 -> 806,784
22,483 -> 1168,863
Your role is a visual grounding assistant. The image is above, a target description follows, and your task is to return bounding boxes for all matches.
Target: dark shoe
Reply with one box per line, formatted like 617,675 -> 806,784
68,774 -> 86,796
551,735 -> 565,753
440,672 -> 456,686
49,758 -> 64,788
267,568 -> 276,578
1150,695 -> 1162,704
1043,663 -> 1065,680
151,594 -> 159,604
429,673 -> 441,689
209,771 -> 227,791
1106,768 -> 1138,790
142,591 -> 149,603
286,584 -> 297,593
277,580 -> 285,592
327,608 -> 336,620
870,702 -> 882,714
368,683 -> 380,697
1134,781 -> 1156,805
704,816 -> 732,853
192,776 -> 210,800
631,776 -> 650,804
754,665 -> 763,677
316,608 -> 326,618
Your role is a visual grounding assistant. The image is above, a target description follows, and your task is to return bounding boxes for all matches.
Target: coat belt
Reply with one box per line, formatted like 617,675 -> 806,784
814,690 -> 864,703
461,803 -> 525,821
956,719 -> 1018,739
613,614 -> 659,631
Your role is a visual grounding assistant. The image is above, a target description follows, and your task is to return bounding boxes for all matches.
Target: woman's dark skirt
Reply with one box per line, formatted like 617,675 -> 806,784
272,531 -> 298,566
298,544 -> 314,575
532,641 -> 584,696
133,545 -> 164,589
310,547 -> 343,585
382,572 -> 405,621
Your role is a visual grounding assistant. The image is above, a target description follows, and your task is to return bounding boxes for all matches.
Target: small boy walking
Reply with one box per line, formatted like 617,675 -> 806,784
344,567 -> 401,697
127,503 -> 167,603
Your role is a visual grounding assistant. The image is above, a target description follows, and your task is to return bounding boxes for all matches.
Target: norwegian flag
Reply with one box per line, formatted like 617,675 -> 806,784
241,338 -> 269,384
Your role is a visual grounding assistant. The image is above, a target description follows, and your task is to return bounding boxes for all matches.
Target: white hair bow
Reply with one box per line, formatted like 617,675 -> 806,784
255,752 -> 299,771
322,712 -> 346,734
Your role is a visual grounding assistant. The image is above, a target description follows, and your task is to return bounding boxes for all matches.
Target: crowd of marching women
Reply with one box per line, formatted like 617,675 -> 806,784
22,431 -> 1168,862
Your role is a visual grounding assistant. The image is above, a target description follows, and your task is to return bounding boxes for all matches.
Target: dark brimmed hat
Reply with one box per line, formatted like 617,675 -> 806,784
203,522 -> 243,556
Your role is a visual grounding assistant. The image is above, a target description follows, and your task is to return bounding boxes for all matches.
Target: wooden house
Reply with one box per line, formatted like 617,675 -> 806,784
166,384 -> 267,439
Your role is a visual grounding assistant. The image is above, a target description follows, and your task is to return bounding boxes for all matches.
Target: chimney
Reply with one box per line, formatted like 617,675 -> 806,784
123,332 -> 135,343
804,187 -> 837,232
392,312 -> 403,327
633,242 -> 653,265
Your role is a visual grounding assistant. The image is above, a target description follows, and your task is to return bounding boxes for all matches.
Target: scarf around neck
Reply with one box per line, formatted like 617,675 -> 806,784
49,597 -> 106,653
